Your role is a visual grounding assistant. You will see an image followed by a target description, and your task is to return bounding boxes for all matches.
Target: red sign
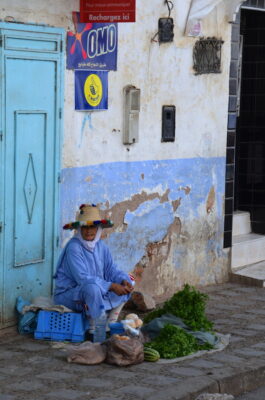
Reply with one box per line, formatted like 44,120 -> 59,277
80,0 -> 136,23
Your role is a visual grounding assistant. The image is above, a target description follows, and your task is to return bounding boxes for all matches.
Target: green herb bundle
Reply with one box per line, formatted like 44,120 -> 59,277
144,324 -> 213,359
143,284 -> 213,332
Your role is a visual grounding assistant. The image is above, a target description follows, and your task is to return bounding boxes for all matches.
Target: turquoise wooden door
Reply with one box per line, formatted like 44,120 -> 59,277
0,23 -> 64,327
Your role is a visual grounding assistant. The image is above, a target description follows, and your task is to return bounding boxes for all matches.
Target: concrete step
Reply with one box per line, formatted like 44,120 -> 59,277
231,232 -> 265,270
232,210 -> 251,236
230,260 -> 265,287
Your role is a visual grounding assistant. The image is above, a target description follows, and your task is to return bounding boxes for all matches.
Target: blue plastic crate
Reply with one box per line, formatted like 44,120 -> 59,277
34,310 -> 86,342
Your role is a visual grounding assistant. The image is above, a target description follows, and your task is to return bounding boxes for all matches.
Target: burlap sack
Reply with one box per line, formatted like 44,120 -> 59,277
67,342 -> 107,365
105,336 -> 144,366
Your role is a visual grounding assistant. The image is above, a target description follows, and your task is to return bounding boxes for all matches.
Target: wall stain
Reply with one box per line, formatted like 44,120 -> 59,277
206,186 -> 216,213
131,217 -> 182,300
78,113 -> 93,148
179,185 -> 191,195
101,189 -> 172,236
160,188 -> 170,203
172,198 -> 181,212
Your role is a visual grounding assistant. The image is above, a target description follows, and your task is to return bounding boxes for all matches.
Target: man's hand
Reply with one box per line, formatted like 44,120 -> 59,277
121,280 -> 134,292
110,281 -> 133,296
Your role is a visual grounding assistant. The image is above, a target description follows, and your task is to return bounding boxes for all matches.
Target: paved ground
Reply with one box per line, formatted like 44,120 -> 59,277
1,282 -> 265,400
236,384 -> 265,399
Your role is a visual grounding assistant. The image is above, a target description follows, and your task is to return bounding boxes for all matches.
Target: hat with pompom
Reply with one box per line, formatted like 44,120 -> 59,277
63,204 -> 113,230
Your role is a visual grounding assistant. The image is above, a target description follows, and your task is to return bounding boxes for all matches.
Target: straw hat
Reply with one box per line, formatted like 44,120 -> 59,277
63,204 -> 113,230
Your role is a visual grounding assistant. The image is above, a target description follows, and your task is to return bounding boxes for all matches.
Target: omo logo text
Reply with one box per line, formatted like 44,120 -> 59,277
87,24 -> 117,59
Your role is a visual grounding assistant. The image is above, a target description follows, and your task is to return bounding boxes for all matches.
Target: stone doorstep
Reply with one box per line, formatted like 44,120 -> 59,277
230,260 -> 265,288
232,211 -> 251,237
231,233 -> 265,270
177,362 -> 265,400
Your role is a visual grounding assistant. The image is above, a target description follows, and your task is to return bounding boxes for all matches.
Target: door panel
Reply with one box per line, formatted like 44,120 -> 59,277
15,112 -> 46,266
0,24 -> 63,326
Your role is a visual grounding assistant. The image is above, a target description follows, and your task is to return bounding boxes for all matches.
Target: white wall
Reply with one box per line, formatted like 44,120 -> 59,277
63,0 -> 232,168
0,0 -> 232,168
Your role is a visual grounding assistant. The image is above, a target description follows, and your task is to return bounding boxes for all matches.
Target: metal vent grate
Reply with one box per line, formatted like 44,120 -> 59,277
193,37 -> 224,75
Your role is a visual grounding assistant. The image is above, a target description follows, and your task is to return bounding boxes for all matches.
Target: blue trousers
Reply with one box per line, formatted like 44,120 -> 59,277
54,282 -> 130,319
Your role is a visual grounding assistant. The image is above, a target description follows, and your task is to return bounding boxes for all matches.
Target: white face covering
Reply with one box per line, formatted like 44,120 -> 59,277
74,226 -> 103,252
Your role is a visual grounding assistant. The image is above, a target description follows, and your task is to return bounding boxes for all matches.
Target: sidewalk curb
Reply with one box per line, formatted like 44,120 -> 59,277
185,364 -> 265,400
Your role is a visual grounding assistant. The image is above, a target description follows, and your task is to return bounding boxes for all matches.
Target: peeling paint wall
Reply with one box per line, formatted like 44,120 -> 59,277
0,0 -> 232,298
61,157 -> 229,299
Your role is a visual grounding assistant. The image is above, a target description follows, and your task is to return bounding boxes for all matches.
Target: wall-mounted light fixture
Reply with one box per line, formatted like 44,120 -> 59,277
193,37 -> 224,75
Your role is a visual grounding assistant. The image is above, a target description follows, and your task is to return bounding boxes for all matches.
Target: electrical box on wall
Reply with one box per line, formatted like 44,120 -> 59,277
162,105 -> 175,142
159,18 -> 174,43
123,85 -> 140,145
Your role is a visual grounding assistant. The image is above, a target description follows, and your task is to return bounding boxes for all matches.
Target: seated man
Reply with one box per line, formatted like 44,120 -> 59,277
53,204 -> 133,332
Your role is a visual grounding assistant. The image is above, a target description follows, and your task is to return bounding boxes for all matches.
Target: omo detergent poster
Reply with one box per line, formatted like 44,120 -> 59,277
75,70 -> 108,111
67,12 -> 118,71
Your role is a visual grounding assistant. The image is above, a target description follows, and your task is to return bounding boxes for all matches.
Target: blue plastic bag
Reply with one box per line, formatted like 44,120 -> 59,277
16,296 -> 37,334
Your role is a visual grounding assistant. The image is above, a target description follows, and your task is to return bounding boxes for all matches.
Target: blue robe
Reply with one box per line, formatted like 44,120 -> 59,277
53,237 -> 131,318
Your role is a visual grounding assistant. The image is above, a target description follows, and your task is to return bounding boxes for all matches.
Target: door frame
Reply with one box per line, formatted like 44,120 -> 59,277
224,4 -> 265,248
0,22 -> 65,327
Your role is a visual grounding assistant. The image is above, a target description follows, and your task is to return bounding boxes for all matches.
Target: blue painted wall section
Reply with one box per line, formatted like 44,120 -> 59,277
109,199 -> 174,272
60,157 -> 226,291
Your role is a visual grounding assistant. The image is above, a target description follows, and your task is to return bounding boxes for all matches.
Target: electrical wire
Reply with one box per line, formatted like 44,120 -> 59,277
151,32 -> 159,42
151,0 -> 174,42
165,0 -> 174,18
